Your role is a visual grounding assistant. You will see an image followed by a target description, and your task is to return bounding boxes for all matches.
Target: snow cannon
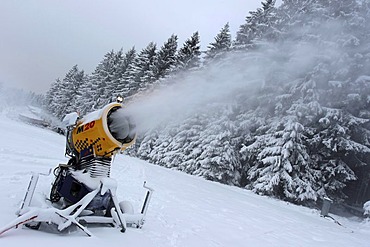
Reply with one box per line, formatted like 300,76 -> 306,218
66,102 -> 136,160
0,100 -> 154,237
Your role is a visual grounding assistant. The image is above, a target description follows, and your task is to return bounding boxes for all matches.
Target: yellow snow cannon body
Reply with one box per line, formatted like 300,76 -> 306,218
67,102 -> 136,159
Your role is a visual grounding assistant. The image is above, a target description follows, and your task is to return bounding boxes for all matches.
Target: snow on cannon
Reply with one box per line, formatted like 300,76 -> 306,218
0,99 -> 154,237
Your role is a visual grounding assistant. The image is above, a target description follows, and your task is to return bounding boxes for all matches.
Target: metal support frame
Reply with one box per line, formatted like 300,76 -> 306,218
0,172 -> 154,237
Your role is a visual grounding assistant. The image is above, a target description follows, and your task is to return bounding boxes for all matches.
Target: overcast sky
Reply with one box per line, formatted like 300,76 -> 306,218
0,0 -> 281,94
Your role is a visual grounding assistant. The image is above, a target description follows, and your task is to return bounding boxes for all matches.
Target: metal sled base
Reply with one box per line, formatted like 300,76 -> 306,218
0,172 -> 154,237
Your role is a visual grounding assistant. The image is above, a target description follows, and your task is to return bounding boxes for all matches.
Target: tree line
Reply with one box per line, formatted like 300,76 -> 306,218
43,0 -> 370,209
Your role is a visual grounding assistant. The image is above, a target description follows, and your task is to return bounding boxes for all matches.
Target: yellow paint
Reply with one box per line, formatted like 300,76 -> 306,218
71,102 -> 135,158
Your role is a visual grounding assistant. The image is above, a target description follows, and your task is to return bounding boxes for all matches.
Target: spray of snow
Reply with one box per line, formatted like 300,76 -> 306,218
113,40 -> 342,135
122,55 -> 264,134
112,47 -> 284,135
108,110 -> 133,140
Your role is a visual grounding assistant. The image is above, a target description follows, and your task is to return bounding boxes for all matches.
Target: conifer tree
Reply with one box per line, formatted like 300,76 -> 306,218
177,31 -> 201,71
116,47 -> 137,99
102,49 -> 125,102
153,34 -> 178,80
86,50 -> 119,110
234,0 -> 277,49
45,78 -> 62,117
204,23 -> 231,64
46,65 -> 84,118
126,42 -> 157,94
242,115 -> 317,202
74,74 -> 95,115
63,65 -> 85,115
195,108 -> 242,185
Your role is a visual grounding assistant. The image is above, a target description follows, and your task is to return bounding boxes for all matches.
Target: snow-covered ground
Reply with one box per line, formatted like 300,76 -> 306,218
0,114 -> 370,247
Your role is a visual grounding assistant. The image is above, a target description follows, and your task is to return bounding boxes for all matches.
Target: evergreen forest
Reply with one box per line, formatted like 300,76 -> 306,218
42,0 -> 370,209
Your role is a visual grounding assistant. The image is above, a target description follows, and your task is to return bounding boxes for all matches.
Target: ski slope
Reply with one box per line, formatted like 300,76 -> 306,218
0,114 -> 370,247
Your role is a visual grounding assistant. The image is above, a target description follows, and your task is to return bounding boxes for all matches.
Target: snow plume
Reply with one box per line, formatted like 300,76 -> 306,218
115,20 -> 346,135
108,109 -> 134,141
119,55 -> 265,134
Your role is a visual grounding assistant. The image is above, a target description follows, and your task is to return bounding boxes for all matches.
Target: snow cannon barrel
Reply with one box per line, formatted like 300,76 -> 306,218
69,102 -> 136,158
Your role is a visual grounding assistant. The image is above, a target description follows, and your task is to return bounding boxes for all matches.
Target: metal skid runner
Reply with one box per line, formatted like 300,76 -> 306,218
0,171 -> 154,237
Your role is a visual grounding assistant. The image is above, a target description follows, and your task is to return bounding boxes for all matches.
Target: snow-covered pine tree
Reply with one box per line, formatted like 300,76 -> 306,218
45,78 -> 62,116
176,115 -> 206,174
234,0 -> 277,49
74,74 -> 95,115
46,65 -> 84,119
134,129 -> 159,160
204,23 -> 231,65
145,127 -> 175,167
126,42 -> 157,94
176,31 -> 201,71
307,107 -> 367,201
194,105 -> 242,185
153,123 -> 186,169
234,9 -> 261,49
243,115 -> 316,202
85,50 -> 119,110
153,34 -> 178,80
116,47 -> 137,99
102,49 -> 126,102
